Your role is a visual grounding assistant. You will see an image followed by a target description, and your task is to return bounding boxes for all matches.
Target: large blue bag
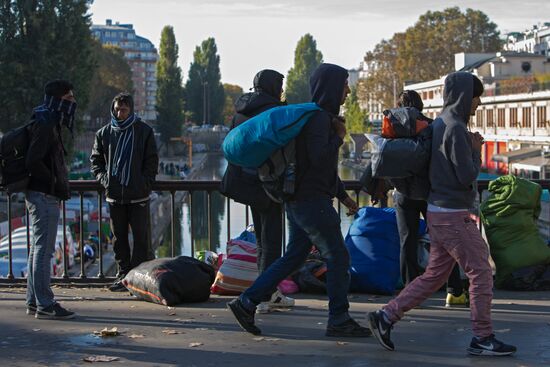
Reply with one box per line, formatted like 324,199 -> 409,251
222,103 -> 321,168
345,207 -> 426,294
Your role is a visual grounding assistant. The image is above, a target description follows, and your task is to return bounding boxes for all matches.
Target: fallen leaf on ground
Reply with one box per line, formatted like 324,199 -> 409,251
167,306 -> 175,310
265,338 -> 281,342
189,342 -> 203,348
32,329 -> 41,332
174,318 -> 194,323
337,342 -> 348,346
253,337 -> 265,341
162,329 -> 183,335
168,312 -> 176,316
272,308 -> 291,312
83,355 -> 119,363
195,328 -> 209,331
128,334 -> 145,339
93,327 -> 120,337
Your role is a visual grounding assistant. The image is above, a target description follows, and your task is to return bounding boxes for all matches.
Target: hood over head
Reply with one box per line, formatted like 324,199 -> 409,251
309,63 -> 348,115
442,72 -> 474,124
253,69 -> 284,99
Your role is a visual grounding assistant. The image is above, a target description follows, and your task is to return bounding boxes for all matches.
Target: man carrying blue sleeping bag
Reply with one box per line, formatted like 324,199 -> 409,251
227,63 -> 371,338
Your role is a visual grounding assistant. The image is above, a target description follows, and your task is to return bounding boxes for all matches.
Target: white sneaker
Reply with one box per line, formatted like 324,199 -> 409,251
257,290 -> 295,314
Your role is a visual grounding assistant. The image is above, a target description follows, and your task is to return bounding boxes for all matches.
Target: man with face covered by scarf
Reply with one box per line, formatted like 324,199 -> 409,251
91,93 -> 159,292
25,80 -> 76,319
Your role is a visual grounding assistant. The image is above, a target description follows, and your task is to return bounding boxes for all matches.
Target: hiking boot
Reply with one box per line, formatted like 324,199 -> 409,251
467,334 -> 517,356
257,290 -> 295,314
227,298 -> 261,335
326,318 -> 372,337
445,292 -> 469,308
368,310 -> 394,351
35,303 -> 75,320
26,304 -> 37,316
108,280 -> 127,292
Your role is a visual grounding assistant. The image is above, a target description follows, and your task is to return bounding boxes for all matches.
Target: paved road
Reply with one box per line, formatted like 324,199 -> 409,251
0,287 -> 548,367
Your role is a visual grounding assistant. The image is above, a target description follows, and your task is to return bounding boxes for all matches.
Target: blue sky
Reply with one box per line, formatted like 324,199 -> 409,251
90,0 -> 550,88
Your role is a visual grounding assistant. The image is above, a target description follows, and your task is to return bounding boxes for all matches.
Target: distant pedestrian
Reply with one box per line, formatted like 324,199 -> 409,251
228,64 -> 370,338
25,80 -> 76,319
90,92 -> 159,292
368,72 -> 516,356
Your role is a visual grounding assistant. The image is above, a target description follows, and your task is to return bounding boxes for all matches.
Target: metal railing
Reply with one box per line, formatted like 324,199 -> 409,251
0,179 -> 548,285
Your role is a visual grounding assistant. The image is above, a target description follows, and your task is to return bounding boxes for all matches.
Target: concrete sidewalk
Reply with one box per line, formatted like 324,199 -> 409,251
0,287 -> 548,367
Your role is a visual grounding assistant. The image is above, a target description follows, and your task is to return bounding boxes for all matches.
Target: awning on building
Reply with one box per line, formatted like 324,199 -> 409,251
510,156 -> 550,173
492,147 -> 542,164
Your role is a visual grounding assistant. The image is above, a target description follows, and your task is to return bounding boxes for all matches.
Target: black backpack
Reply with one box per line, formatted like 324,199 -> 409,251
257,140 -> 297,203
0,121 -> 33,193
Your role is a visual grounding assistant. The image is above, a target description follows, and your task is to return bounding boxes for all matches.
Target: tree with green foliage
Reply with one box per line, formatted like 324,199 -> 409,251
156,26 -> 185,144
344,86 -> 368,138
222,83 -> 244,126
359,7 -> 501,110
185,38 -> 225,124
86,42 -> 133,126
285,34 -> 323,103
0,0 -> 96,131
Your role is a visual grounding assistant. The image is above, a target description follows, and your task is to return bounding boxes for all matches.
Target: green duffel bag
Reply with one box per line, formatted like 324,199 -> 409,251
480,175 -> 550,288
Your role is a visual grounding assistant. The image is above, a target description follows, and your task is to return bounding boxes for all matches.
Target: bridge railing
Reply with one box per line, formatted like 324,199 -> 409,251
0,179 -> 548,284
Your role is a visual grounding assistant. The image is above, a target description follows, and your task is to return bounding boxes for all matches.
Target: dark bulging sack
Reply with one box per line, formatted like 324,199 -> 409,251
123,256 -> 216,306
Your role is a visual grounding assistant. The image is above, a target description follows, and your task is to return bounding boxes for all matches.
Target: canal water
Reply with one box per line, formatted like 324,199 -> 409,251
156,153 -> 370,258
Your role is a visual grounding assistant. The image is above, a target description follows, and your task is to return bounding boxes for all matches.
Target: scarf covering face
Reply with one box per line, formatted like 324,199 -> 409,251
110,111 -> 137,187
36,95 -> 78,133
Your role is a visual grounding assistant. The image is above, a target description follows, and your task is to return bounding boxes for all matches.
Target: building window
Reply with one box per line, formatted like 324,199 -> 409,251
475,110 -> 484,127
522,107 -> 532,128
497,108 -> 506,127
537,106 -> 547,128
486,109 -> 494,127
428,90 -> 434,99
509,108 -> 518,127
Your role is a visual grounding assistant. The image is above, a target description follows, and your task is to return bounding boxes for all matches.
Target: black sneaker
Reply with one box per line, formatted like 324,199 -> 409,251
467,334 -> 517,356
108,280 -> 127,292
26,304 -> 37,316
227,298 -> 261,335
326,318 -> 372,337
368,310 -> 394,351
35,303 -> 75,320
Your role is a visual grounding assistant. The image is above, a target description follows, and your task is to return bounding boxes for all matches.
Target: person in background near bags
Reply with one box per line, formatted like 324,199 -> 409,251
25,80 -> 76,319
230,69 -> 295,313
90,93 -> 159,292
394,90 -> 468,308
228,63 -> 370,338
368,72 -> 517,356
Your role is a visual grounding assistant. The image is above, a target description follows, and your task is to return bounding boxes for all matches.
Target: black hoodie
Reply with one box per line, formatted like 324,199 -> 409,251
428,72 -> 481,209
232,69 -> 284,127
293,63 -> 349,202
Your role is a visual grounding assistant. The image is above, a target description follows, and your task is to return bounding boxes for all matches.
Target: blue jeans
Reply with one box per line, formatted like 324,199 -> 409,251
25,190 -> 60,309
241,198 -> 351,326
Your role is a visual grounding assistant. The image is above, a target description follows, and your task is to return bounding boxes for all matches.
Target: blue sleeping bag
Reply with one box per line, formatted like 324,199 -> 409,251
222,103 -> 321,168
345,207 -> 426,295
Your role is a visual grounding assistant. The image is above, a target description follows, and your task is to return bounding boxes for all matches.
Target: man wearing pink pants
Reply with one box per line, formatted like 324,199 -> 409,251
368,72 -> 516,356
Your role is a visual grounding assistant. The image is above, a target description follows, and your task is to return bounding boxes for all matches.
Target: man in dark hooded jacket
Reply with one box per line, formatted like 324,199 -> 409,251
90,92 -> 159,292
368,72 -> 516,356
229,69 -> 295,313
228,63 -> 370,338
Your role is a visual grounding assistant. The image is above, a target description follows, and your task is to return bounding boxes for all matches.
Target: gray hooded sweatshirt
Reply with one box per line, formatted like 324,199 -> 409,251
428,72 -> 481,209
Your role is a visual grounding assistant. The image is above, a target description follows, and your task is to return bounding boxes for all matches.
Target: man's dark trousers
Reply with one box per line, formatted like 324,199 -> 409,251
241,198 -> 351,326
251,201 -> 283,274
109,200 -> 152,277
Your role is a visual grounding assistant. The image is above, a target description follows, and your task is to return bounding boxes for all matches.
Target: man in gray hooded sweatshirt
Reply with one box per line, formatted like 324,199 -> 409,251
368,72 -> 516,356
